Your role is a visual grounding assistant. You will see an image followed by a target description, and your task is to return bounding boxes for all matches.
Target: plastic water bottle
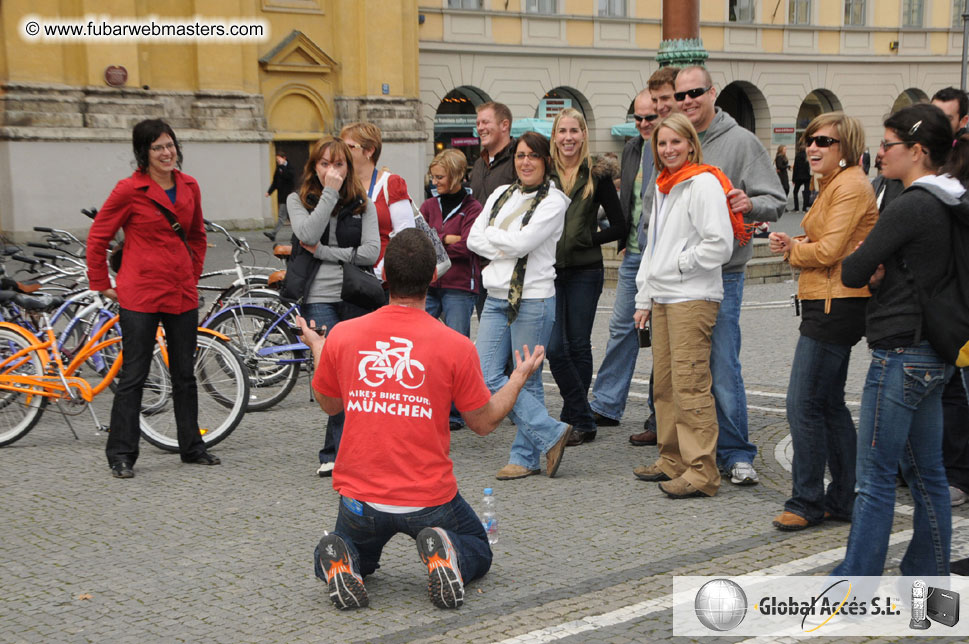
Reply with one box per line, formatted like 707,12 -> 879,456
481,487 -> 498,545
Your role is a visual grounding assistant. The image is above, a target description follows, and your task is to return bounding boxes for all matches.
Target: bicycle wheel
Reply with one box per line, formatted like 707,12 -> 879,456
139,332 -> 249,452
205,306 -> 302,412
0,327 -> 47,446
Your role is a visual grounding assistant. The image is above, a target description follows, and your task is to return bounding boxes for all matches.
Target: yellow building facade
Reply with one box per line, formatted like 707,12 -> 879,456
419,0 -> 966,168
0,0 -> 424,236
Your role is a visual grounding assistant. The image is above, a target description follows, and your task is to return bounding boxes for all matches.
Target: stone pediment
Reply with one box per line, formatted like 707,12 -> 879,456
259,31 -> 337,74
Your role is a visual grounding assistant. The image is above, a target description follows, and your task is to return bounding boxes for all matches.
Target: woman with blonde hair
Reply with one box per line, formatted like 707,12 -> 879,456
340,122 -> 414,279
630,113 -> 734,499
768,113 -> 877,531
421,148 -> 483,430
547,107 -> 625,446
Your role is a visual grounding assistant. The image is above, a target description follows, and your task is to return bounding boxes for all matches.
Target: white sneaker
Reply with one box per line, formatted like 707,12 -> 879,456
730,462 -> 759,486
951,486 -> 967,507
317,462 -> 335,477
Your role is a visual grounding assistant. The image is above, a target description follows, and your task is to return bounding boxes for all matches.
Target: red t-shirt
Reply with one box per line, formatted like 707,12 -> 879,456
313,305 -> 492,506
375,173 -> 410,264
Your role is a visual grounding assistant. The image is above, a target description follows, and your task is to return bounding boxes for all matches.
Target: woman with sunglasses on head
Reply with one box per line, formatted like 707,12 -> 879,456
767,114 -> 878,532
468,131 -> 572,481
289,136 -> 379,477
86,119 -> 214,478
630,113 -> 733,499
340,122 -> 414,281
545,108 -> 625,447
833,103 -> 969,576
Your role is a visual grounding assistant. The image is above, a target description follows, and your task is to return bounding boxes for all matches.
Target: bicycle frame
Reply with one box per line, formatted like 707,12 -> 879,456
201,302 -> 308,361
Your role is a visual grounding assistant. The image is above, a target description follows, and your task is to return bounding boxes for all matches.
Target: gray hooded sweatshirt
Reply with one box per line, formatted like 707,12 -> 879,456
698,108 -> 786,273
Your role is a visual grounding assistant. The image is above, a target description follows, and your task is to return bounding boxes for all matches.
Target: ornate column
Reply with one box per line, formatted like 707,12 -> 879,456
657,0 -> 708,68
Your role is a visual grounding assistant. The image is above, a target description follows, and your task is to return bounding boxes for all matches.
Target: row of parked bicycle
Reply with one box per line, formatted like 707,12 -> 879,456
0,210 -> 312,451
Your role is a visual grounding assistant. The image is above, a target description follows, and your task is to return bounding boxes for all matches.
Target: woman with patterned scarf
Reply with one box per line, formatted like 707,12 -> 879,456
630,113 -> 735,500
468,131 -> 572,481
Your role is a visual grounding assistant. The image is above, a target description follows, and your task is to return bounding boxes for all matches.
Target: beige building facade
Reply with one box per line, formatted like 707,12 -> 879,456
418,0 -> 967,169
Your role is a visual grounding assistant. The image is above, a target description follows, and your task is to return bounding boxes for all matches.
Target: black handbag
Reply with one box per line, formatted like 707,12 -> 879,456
340,249 -> 384,311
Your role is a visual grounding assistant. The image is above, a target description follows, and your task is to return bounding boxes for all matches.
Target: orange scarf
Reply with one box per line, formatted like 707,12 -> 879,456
655,162 -> 753,245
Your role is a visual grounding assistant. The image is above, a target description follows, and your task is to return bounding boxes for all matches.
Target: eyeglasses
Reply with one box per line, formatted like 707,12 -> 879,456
515,152 -> 543,161
673,86 -> 711,102
880,140 -> 907,150
149,142 -> 176,153
633,113 -> 659,123
804,135 -> 840,148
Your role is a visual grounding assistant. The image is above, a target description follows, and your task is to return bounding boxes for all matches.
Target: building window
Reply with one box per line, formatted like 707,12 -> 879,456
954,0 -> 966,27
448,0 -> 483,7
598,0 -> 626,17
844,0 -> 866,25
789,0 -> 811,24
902,0 -> 923,26
525,0 -> 557,13
729,0 -> 754,22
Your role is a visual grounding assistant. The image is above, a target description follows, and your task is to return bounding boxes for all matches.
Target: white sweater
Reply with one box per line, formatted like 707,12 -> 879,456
634,172 -> 733,310
467,182 -> 569,300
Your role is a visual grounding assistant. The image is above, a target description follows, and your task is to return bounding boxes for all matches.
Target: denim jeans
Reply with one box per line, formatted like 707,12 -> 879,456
476,296 -> 568,470
106,307 -> 204,465
711,271 -> 757,470
590,251 -> 649,421
833,341 -> 953,577
315,491 -> 492,582
784,335 -> 857,523
426,287 -> 477,425
548,267 -> 604,433
304,301 -> 368,465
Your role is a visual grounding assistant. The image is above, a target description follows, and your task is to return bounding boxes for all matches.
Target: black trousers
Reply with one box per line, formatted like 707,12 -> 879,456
943,368 -> 969,492
105,308 -> 204,465
792,180 -> 810,210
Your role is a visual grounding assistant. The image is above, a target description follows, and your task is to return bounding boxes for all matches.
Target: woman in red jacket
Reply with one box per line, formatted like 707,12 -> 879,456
86,119 -> 216,479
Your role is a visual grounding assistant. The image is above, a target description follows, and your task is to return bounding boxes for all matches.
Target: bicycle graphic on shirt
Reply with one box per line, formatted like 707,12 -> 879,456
357,337 -> 426,389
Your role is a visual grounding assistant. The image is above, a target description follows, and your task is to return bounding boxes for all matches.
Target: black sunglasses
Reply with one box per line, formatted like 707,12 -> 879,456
804,135 -> 840,148
673,86 -> 711,102
633,113 -> 659,123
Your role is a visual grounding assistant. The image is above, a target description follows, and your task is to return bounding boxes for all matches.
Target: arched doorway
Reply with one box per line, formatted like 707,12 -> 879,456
891,88 -> 928,114
796,89 -> 843,144
716,81 -> 771,145
434,85 -> 491,166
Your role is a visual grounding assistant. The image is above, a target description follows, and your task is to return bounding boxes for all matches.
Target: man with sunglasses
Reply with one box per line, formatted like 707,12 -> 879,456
673,66 -> 786,487
588,89 -> 659,434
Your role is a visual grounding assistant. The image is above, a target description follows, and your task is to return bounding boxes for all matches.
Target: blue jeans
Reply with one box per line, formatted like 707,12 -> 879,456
304,301 -> 368,465
315,491 -> 492,582
476,296 -> 568,470
711,271 -> 756,469
833,341 -> 953,576
426,287 -> 476,425
590,251 -> 650,421
548,267 -> 604,433
784,335 -> 857,523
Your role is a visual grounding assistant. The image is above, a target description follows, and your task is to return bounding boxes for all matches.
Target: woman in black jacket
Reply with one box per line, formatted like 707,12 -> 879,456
546,108 -> 625,445
833,103 -> 968,576
791,144 -> 811,211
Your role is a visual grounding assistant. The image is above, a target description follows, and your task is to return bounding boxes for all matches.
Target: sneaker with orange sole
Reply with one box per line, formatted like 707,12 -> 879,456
316,533 -> 369,609
416,527 -> 465,609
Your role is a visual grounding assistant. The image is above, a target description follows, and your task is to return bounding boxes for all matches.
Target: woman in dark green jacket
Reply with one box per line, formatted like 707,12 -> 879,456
548,107 -> 626,445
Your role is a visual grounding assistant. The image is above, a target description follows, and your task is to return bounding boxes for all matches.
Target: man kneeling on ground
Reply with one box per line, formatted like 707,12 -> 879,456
298,228 -> 545,610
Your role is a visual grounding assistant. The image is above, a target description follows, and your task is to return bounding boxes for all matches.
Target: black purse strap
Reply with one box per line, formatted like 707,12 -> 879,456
156,202 -> 198,264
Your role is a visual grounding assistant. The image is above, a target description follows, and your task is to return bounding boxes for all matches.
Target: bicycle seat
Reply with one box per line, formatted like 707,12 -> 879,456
12,292 -> 65,312
267,269 -> 285,287
273,244 -> 292,259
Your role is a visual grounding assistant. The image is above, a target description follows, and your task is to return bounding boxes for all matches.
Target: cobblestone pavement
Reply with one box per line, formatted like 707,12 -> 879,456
2,234 -> 967,643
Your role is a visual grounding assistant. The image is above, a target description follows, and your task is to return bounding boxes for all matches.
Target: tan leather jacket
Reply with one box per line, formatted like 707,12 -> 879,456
788,165 -> 878,312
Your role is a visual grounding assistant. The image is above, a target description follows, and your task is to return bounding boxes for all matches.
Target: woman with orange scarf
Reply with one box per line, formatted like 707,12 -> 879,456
631,113 -> 735,499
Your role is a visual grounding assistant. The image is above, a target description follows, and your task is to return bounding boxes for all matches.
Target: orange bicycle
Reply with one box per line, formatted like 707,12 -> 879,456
0,292 -> 249,450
